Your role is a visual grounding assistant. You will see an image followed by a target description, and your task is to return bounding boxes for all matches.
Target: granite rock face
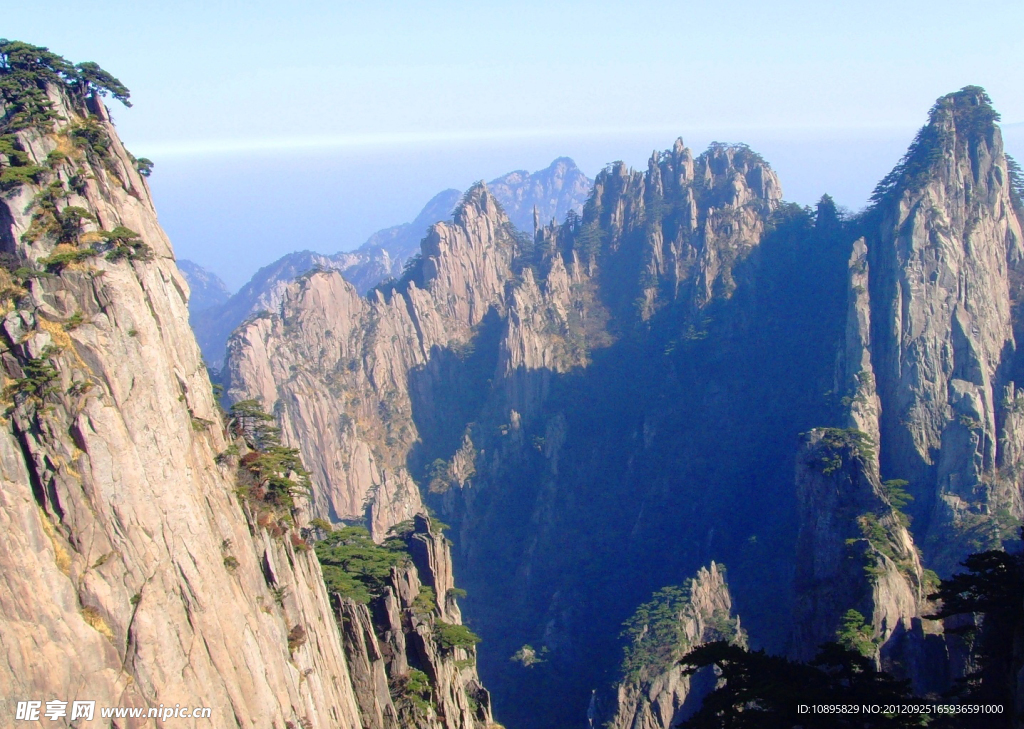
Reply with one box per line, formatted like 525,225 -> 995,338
336,516 -> 494,729
0,77 -> 498,729
791,430 -> 925,657
189,250 -> 344,370
224,137 -> 787,729
219,86 -> 1024,729
226,187 -> 517,534
487,157 -> 592,233
865,87 -> 1024,571
225,141 -> 779,535
789,87 -> 1024,694
0,84 -> 366,727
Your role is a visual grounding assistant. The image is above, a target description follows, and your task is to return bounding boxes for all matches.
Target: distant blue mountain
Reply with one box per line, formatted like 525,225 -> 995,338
180,157 -> 593,369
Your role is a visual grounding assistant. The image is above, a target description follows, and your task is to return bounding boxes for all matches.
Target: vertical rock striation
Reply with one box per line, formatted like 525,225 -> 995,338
226,187 -> 518,535
790,87 -> 1024,695
791,430 -> 932,677
0,76 -> 366,726
334,516 -> 495,729
866,87 -> 1024,570
224,137 -> 789,729
191,158 -> 593,371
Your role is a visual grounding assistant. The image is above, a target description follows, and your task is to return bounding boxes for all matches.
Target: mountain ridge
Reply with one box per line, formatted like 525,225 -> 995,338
186,158 -> 592,369
222,86 -> 1024,728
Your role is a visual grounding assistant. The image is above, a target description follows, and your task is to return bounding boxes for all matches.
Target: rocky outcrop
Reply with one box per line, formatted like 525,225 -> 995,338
839,238 -> 883,446
190,249 -> 347,370
791,430 -> 925,652
574,141 -> 782,321
0,76 -> 367,726
217,85 -> 1024,727
790,87 -> 1024,695
597,564 -> 743,729
335,515 -> 494,729
225,136 -> 782,530
792,232 -> 938,684
866,87 -> 1024,571
487,157 -> 592,233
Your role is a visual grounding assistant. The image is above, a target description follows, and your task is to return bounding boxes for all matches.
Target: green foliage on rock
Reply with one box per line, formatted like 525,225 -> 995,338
510,644 -> 547,667
1007,155 -> 1024,213
314,525 -> 408,604
72,60 -> 130,107
926,535 -> 1024,723
229,399 -> 311,509
390,668 -> 434,714
101,226 -> 152,262
0,39 -> 130,135
880,479 -> 913,527
812,428 -> 875,474
38,245 -> 98,272
0,134 -> 45,192
412,585 -> 437,615
0,40 -> 135,199
134,156 -> 154,177
68,116 -> 113,163
434,621 -> 481,651
620,584 -> 694,680
871,85 -> 999,206
880,479 -> 912,511
835,609 -> 876,657
4,345 -> 61,401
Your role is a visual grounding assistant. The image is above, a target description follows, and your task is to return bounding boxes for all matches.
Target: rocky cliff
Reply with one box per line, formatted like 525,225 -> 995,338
787,86 -> 1024,695
789,238 -> 927,669
0,58 -> 365,727
189,250 -> 345,371
0,45 -> 496,729
225,185 -> 520,534
330,515 -> 493,729
220,77 -> 1024,728
791,429 -> 930,663
595,563 -> 744,729
865,87 -> 1024,572
487,157 -> 592,233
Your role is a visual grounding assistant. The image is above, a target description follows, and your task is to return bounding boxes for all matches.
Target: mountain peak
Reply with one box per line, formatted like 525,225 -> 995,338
871,85 -> 1004,206
454,181 -> 502,224
930,84 -> 1000,129
546,156 -> 579,171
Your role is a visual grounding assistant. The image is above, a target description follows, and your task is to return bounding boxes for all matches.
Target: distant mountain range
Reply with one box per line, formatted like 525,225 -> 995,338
183,157 -> 592,368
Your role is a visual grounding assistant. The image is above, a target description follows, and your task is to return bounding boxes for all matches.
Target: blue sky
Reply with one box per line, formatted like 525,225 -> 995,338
7,0 -> 1023,288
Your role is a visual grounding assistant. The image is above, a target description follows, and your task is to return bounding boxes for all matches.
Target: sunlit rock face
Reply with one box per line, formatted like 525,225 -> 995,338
0,81 -> 365,728
863,87 -> 1024,572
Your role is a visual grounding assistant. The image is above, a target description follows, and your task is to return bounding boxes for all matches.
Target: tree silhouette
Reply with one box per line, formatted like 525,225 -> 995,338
678,641 -> 925,728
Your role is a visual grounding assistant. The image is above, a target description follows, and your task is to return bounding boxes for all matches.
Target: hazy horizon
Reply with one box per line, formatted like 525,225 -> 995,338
6,0 -> 1022,289
149,123 -> 1024,290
